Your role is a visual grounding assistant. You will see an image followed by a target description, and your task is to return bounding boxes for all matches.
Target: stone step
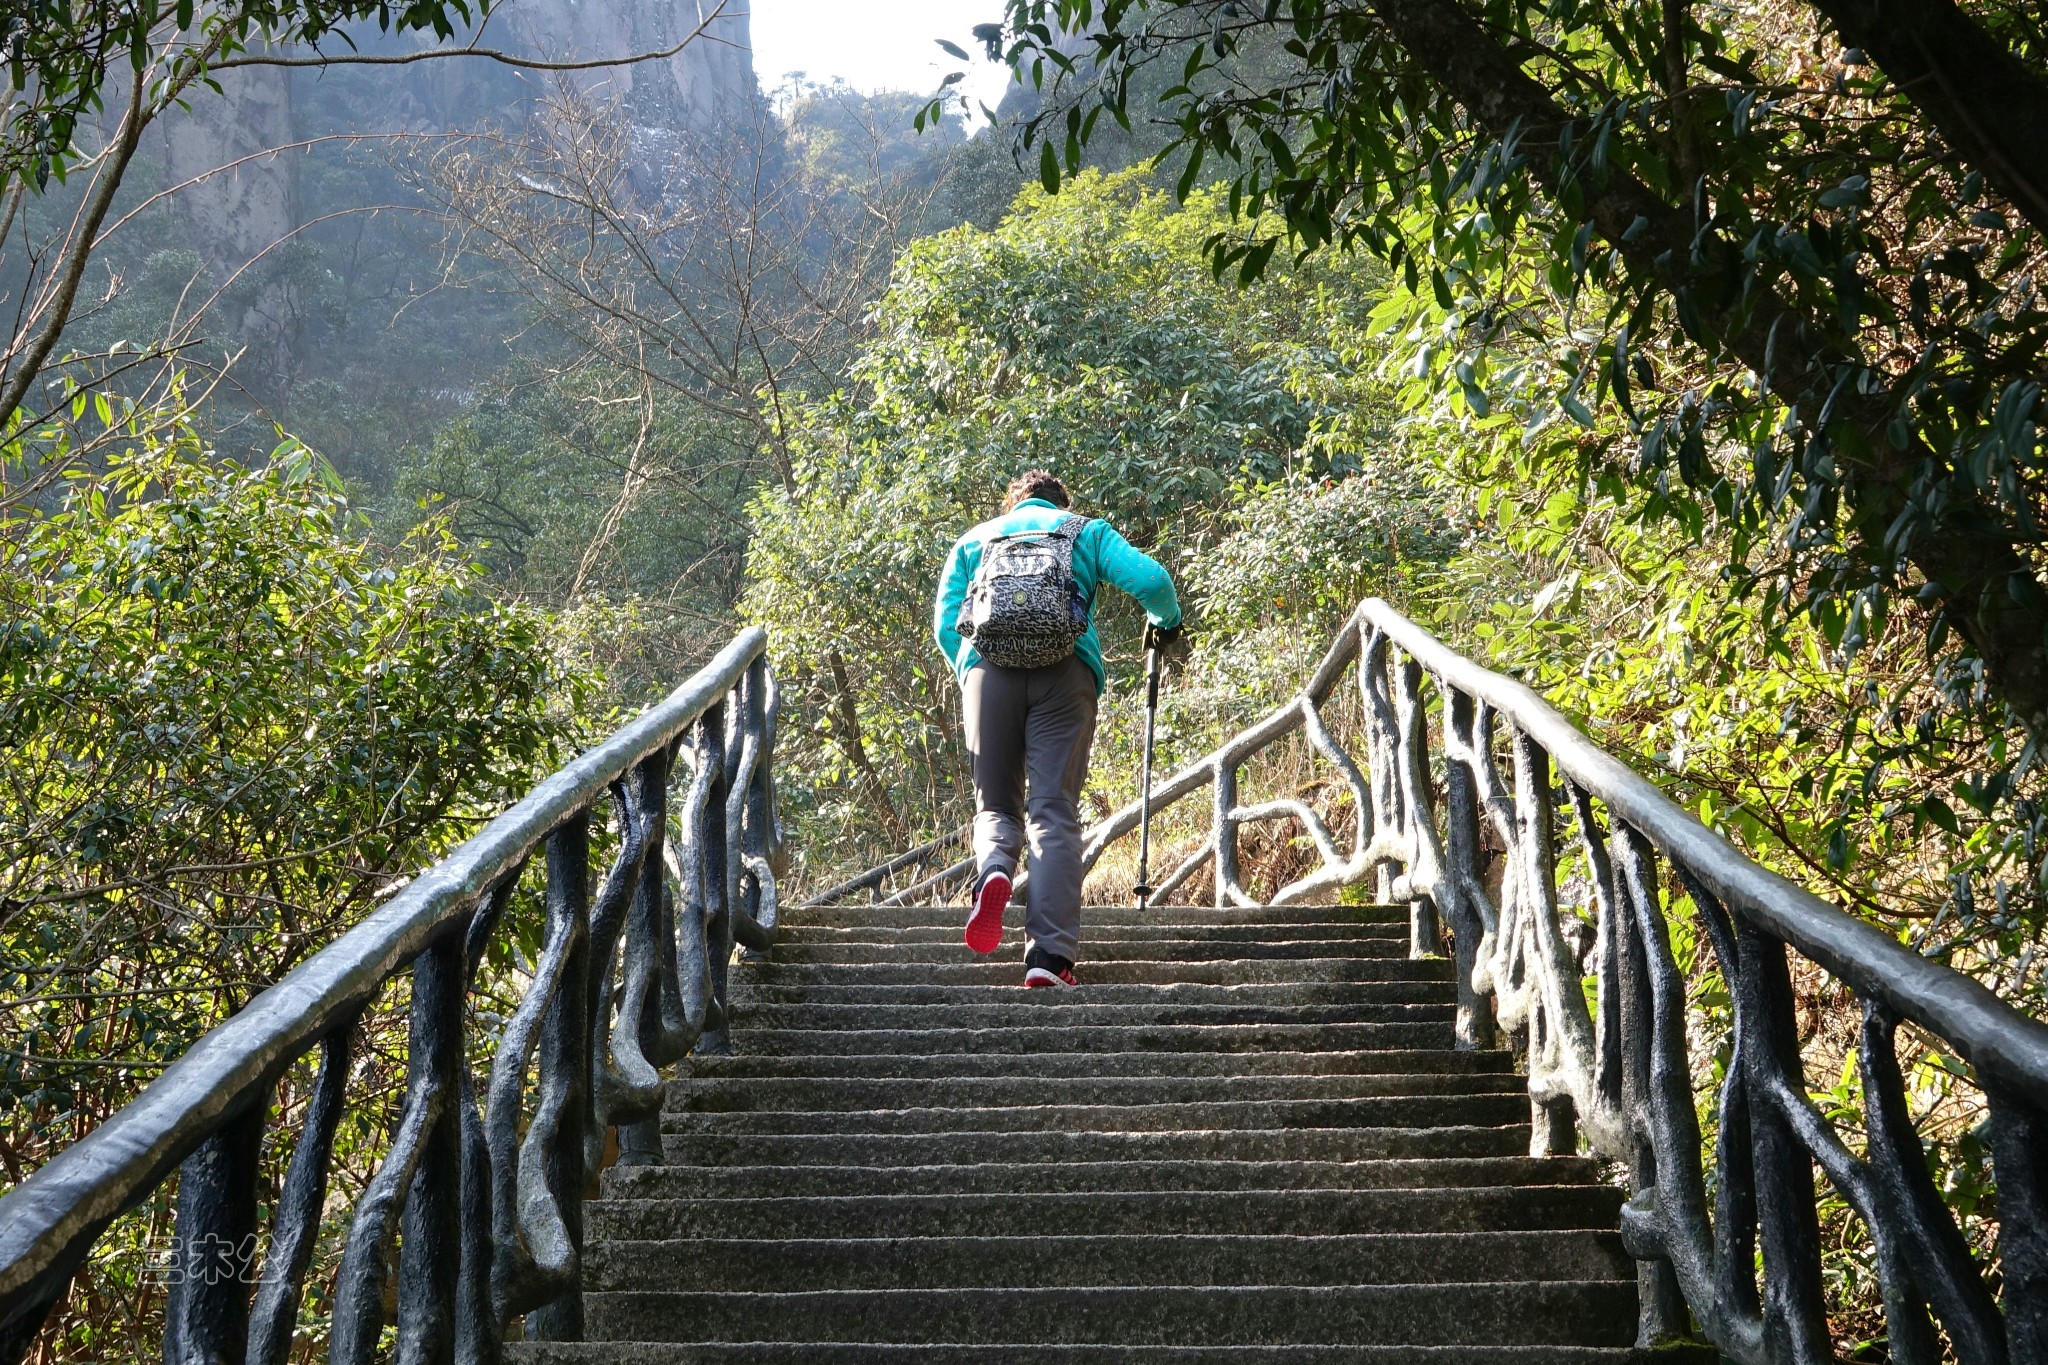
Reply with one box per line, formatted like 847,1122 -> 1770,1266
658,1094 -> 1528,1136
664,1073 -> 1524,1114
741,958 -> 1452,987
583,1230 -> 1629,1292
770,939 -> 1409,964
774,923 -> 1406,946
793,904 -> 1409,930
567,891 -> 1652,1359
604,1156 -> 1600,1201
725,1021 -> 1454,1056
512,1346 -> 1699,1364
727,1001 -> 1455,1031
577,1282 -> 1639,1347
658,1124 -> 1531,1168
681,1049 -> 1515,1082
728,980 -> 1457,1007
589,1186 -> 1623,1241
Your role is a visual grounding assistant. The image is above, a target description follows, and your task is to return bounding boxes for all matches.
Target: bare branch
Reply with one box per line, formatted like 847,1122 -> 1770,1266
211,0 -> 737,74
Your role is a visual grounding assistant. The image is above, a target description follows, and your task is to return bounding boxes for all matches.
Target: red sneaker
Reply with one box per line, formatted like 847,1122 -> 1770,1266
1024,946 -> 1077,987
963,870 -> 1010,954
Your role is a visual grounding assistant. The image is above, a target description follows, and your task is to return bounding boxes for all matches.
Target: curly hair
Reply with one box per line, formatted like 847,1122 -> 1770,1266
1001,469 -> 1071,512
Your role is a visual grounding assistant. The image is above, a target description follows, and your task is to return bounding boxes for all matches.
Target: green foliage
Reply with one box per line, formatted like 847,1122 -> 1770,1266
0,384 -> 589,1160
986,0 -> 2048,763
382,365 -> 761,698
1426,451 -> 2046,1002
783,80 -> 966,191
744,170 -> 1421,864
923,131 -> 1034,234
817,170 -> 1357,521
1389,356 -> 2031,1348
1190,468 -> 1460,635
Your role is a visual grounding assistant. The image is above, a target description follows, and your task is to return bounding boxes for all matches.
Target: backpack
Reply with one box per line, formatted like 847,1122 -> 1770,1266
957,514 -> 1092,670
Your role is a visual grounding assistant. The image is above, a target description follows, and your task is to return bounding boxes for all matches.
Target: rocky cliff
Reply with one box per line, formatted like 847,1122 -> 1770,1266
152,1 -> 758,323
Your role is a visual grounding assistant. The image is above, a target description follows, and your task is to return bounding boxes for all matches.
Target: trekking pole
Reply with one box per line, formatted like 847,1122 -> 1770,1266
1132,633 -> 1164,910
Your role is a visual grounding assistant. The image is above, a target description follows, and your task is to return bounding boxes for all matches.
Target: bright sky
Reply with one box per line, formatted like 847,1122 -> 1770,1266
743,1 -> 1019,121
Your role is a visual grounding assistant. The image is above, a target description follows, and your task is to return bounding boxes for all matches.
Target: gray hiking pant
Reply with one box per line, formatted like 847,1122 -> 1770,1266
962,657 -> 1098,962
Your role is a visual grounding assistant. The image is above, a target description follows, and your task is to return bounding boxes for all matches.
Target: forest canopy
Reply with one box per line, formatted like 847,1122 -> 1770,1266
983,0 -> 2048,738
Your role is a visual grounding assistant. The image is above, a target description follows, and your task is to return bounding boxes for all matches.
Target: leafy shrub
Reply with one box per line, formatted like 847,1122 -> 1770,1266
0,393 -> 592,1166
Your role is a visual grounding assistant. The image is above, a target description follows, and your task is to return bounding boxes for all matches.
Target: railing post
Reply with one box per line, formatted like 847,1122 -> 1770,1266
1360,631 -> 1400,905
1512,730 -> 1576,1156
1988,1083 -> 2048,1364
1213,760 -> 1240,909
581,779 -> 643,1179
162,1099 -> 265,1365
1614,830 -> 1689,1345
1442,690 -> 1495,1049
456,882 -> 513,1365
247,1020 -> 356,1365
0,1299 -> 57,1365
641,748 -> 686,1064
619,748 -> 677,1166
698,699 -> 734,1055
396,928 -> 465,1365
738,657 -> 773,942
1395,658 -> 1440,956
676,735 -> 719,1046
1527,1008 -> 1577,1159
749,658 -> 781,904
527,809 -> 592,1342
725,670 -> 767,960
1859,1000 -> 2001,1362
1735,919 -> 1831,1363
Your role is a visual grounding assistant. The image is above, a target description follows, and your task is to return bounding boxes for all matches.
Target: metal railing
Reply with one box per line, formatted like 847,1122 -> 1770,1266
0,629 -> 782,1364
1340,600 -> 2048,1364
800,825 -> 967,909
841,598 -> 2048,1363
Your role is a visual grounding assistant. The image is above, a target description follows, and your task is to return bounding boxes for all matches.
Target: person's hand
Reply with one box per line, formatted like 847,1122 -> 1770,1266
1145,621 -> 1190,666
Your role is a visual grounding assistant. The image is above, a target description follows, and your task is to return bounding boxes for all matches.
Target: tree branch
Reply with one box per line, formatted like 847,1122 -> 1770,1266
210,0 -> 737,74
825,648 -> 905,836
0,77 -> 149,422
1800,0 -> 2048,239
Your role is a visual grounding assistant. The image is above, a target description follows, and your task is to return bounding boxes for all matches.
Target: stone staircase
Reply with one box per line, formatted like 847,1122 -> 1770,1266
513,900 -> 1687,1361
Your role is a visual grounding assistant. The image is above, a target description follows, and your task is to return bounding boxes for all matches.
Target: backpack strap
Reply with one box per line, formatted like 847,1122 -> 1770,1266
984,513 -> 1089,548
1055,515 -> 1094,611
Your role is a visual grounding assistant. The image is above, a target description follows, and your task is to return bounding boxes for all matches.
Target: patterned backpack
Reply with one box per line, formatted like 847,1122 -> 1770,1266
957,514 -> 1092,669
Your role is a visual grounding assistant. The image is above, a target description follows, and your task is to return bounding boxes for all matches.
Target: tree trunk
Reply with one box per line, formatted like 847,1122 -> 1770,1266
825,649 -> 905,836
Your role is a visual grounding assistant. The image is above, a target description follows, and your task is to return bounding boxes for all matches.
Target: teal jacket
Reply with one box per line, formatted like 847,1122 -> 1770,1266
934,498 -> 1181,695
